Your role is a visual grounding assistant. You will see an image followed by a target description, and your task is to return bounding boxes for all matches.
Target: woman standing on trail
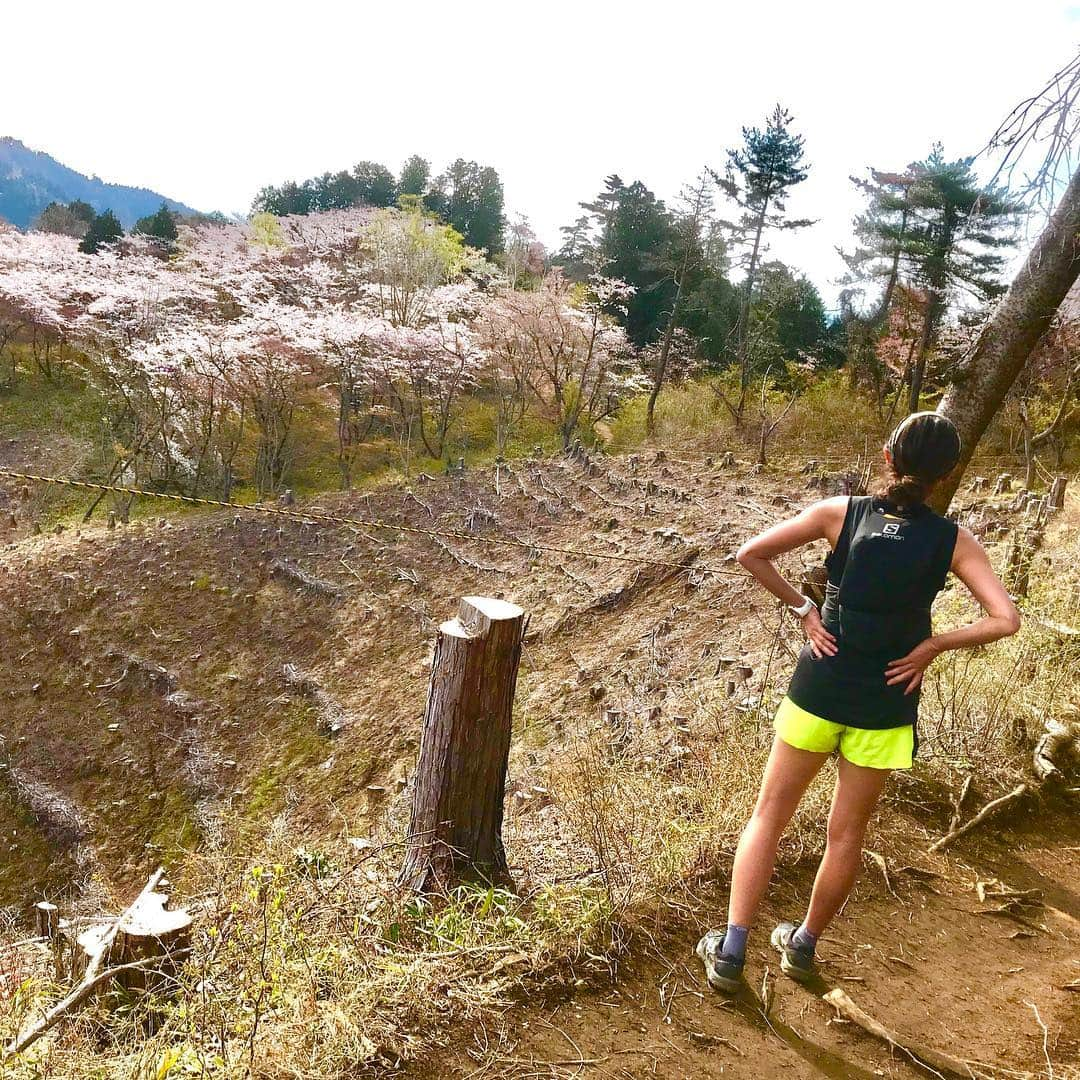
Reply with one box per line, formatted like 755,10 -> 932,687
698,412 -> 1021,992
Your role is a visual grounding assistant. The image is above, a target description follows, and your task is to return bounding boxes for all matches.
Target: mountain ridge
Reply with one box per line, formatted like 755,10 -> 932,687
0,136 -> 199,229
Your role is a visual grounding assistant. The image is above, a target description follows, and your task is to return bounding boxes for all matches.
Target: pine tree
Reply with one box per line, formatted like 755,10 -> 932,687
579,175 -> 676,346
555,215 -> 595,280
714,105 -> 813,412
78,209 -> 123,254
898,146 -> 1023,411
398,155 -> 431,198
134,202 -> 179,246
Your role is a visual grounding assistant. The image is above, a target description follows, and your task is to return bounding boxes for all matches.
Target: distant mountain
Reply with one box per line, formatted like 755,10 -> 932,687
0,137 -> 198,229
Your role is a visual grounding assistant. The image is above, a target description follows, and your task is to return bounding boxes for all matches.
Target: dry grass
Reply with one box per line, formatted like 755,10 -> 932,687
918,498 -> 1080,783
0,817 -> 614,1078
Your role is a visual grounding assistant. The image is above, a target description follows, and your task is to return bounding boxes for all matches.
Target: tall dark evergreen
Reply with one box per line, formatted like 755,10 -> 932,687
352,161 -> 397,207
714,105 -> 812,410
897,147 -> 1022,411
753,261 -> 828,363
318,170 -> 362,209
398,155 -> 431,198
78,209 -> 124,254
427,159 -> 506,253
579,175 -> 676,346
134,202 -> 179,246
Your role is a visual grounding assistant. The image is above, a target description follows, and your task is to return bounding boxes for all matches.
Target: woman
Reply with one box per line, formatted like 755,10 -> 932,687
697,412 -> 1020,992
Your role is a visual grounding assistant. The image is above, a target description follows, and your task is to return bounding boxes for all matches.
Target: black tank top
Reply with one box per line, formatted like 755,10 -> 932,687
787,496 -> 958,741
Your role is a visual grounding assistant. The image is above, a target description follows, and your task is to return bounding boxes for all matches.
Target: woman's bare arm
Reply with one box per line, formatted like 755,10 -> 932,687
736,497 -> 848,658
934,528 -> 1021,649
885,527 -> 1021,693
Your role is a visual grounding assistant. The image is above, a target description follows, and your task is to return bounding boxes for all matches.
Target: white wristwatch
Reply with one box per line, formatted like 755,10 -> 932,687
789,595 -> 816,618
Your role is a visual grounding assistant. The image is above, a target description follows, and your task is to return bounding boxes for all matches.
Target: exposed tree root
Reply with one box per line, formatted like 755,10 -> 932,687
823,988 -> 993,1079
929,718 -> 1080,853
928,784 -> 1030,854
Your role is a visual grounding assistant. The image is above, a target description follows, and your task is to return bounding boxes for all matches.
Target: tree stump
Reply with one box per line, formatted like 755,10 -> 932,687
1049,475 -> 1067,510
34,902 -> 58,941
994,473 -> 1012,495
75,877 -> 191,993
398,596 -> 525,892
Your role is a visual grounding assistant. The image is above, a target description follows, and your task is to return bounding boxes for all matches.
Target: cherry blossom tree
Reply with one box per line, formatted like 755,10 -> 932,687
479,272 -> 642,449
0,204 -> 633,498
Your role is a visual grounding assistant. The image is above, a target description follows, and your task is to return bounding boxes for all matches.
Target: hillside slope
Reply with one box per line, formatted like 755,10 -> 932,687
0,448 -> 1076,1076
0,447 -> 787,902
0,136 -> 198,227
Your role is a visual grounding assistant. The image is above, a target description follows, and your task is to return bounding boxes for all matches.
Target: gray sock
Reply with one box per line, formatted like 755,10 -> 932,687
791,923 -> 818,955
721,923 -> 749,964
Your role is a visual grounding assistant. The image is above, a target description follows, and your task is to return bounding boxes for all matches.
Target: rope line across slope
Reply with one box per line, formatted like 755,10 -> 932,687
0,468 -> 750,579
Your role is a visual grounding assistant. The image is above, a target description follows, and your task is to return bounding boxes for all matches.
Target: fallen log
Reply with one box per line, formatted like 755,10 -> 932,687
546,547 -> 701,637
283,664 -> 351,735
269,558 -> 346,601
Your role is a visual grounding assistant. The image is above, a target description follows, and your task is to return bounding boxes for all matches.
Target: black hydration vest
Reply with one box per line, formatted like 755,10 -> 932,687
787,495 -> 958,738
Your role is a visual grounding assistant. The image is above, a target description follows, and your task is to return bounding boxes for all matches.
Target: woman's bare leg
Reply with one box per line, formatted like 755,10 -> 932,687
727,736 -> 830,929
801,756 -> 890,937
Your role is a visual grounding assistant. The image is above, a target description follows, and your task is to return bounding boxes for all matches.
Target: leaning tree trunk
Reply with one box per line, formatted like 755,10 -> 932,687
399,596 -> 525,892
907,291 -> 939,415
932,165 -> 1080,511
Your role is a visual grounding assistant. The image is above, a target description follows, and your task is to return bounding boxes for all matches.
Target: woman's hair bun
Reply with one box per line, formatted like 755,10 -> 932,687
879,412 -> 961,508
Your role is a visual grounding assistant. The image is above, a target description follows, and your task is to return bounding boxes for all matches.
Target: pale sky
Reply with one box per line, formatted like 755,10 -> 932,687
4,1 -> 1077,306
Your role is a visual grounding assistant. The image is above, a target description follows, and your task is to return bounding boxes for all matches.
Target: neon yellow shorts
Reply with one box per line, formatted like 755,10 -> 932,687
774,697 -> 913,770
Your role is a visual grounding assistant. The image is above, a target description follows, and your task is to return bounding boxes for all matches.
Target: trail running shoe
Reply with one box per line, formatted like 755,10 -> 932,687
695,928 -> 744,993
770,921 -> 816,983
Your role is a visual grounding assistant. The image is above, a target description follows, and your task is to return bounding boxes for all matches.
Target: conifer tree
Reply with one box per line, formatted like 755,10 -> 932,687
78,209 -> 123,254
134,202 -> 179,246
352,161 -> 397,207
427,159 -> 506,253
579,175 -> 676,346
714,105 -> 812,413
398,155 -> 431,198
898,146 -> 1022,411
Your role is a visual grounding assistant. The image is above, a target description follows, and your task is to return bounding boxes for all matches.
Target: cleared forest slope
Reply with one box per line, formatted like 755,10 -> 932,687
0,447 -> 1076,1077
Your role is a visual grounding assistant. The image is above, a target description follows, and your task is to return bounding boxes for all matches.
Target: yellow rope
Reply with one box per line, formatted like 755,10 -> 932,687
0,467 -> 750,579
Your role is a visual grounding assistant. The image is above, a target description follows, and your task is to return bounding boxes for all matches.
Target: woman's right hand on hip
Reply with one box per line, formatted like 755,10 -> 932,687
804,608 -> 838,659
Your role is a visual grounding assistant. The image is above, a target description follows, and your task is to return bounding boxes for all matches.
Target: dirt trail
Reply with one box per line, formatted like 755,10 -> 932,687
412,813 -> 1080,1079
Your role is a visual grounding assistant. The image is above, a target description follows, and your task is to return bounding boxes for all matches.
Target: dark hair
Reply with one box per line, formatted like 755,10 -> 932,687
877,411 -> 961,509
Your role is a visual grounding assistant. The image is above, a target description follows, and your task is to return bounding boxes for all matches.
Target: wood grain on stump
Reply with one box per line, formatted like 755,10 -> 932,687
76,883 -> 192,993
